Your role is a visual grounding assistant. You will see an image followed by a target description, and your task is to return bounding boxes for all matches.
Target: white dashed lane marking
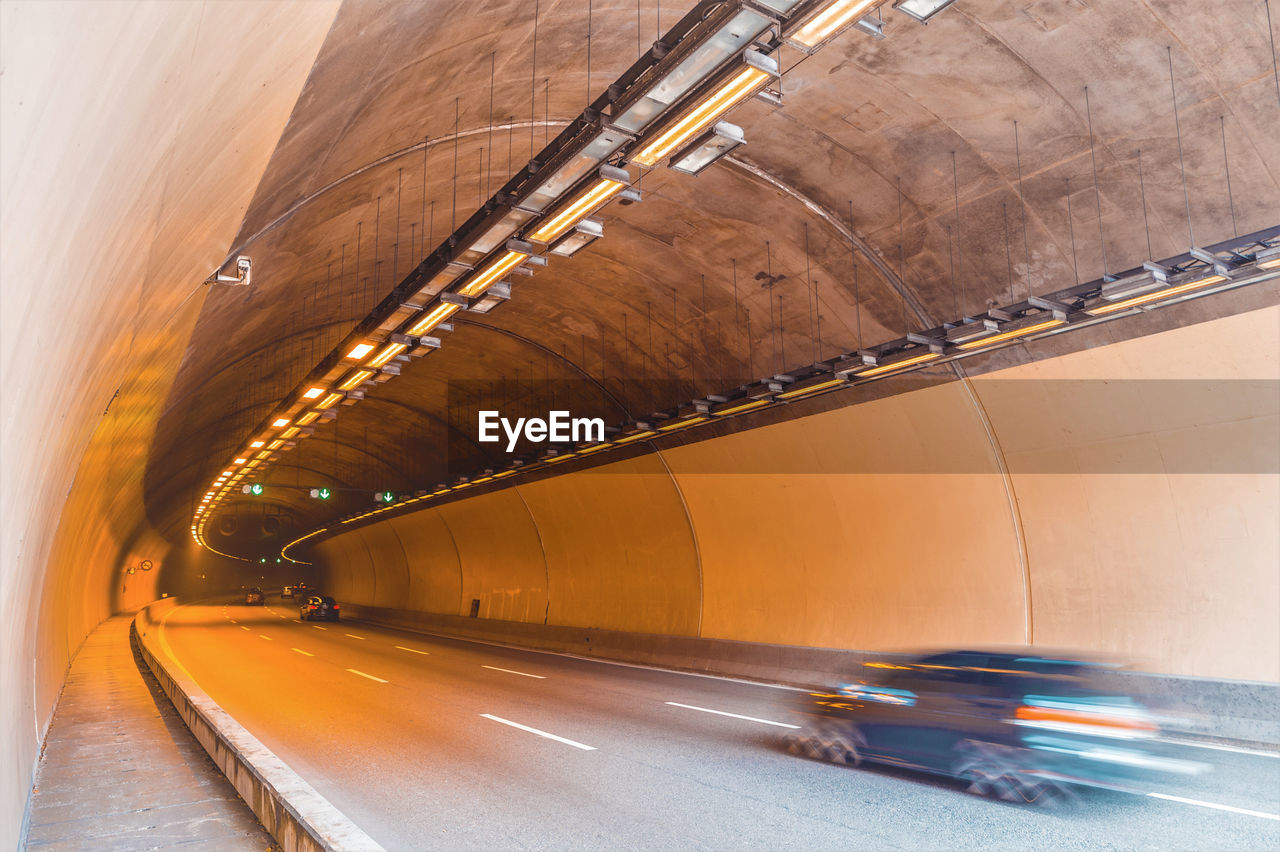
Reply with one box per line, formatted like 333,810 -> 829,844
395,646 -> 430,655
480,714 -> 595,751
481,665 -> 544,679
291,648 -> 314,657
664,702 -> 800,729
347,669 -> 388,683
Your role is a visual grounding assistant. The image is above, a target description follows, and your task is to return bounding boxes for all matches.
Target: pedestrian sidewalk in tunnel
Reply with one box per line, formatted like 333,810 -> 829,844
24,615 -> 275,850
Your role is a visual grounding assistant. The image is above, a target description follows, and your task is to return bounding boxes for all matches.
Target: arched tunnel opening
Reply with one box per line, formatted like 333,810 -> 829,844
4,1 -> 1278,848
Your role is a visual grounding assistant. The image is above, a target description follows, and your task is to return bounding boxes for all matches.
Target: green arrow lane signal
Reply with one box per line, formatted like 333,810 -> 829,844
242,483 -> 264,496
309,487 -> 331,500
375,491 -> 395,503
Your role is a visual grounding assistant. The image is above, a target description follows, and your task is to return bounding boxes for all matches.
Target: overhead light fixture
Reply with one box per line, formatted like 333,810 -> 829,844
614,429 -> 657,445
669,121 -> 746,176
712,397 -> 773,417
457,241 -> 533,297
339,369 -> 375,391
854,350 -> 941,377
775,375 -> 847,400
367,342 -> 407,369
280,427 -> 300,439
521,127 -> 632,212
956,317 -> 1065,350
787,0 -> 886,51
611,5 -> 777,134
631,50 -> 778,167
1255,245 -> 1280,270
407,302 -> 461,336
233,457 -> 247,464
548,218 -> 604,257
302,387 -> 325,399
657,415 -> 708,431
271,418 -> 290,428
250,440 -> 265,449
346,342 -> 375,360
315,392 -> 344,410
527,166 -> 630,243
469,281 -> 512,313
892,0 -> 957,23
1086,272 -> 1228,316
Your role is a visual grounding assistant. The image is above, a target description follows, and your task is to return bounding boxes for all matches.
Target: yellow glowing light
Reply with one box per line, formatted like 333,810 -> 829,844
234,457 -> 247,464
268,439 -> 284,450
857,351 -> 941,377
633,66 -> 772,166
272,418 -> 290,428
315,392 -> 344,410
281,426 -> 300,439
367,342 -> 407,369
775,378 -> 846,400
407,302 -> 460,336
957,319 -> 1065,350
347,342 -> 376,360
297,411 -> 319,426
546,453 -> 578,464
657,416 -> 708,431
713,398 -> 773,417
303,387 -> 325,399
1086,275 -> 1227,316
339,370 -> 374,391
579,443 -> 612,454
256,451 -> 271,459
1260,257 -> 1280,270
614,430 -> 657,444
458,250 -> 529,297
528,180 -> 626,243
791,0 -> 884,48
250,440 -> 265,448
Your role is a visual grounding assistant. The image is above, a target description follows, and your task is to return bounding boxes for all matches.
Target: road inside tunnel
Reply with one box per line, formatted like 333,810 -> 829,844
157,598 -> 1279,850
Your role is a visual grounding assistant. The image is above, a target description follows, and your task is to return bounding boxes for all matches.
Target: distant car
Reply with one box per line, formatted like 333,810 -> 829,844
293,582 -> 309,597
786,650 -> 1201,804
299,595 -> 339,621
244,587 -> 265,606
281,585 -> 294,599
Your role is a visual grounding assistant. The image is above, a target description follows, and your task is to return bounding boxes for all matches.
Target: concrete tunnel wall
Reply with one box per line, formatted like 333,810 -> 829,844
0,2 -> 340,845
314,305 -> 1280,684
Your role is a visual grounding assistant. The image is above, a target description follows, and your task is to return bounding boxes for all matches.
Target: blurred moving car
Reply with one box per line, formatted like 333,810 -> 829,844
281,585 -> 294,599
244,587 -> 265,606
299,595 -> 340,621
787,650 -> 1202,804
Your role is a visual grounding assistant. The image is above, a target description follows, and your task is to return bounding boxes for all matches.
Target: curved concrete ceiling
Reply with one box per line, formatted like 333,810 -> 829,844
145,0 -> 1280,557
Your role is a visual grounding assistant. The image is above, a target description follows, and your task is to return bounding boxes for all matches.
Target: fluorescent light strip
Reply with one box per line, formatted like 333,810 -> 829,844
614,430 -> 657,444
267,439 -> 284,450
856,351 -> 940,377
713,398 -> 773,416
957,319 -> 1065,350
528,179 -> 626,243
315,392 -> 344,410
302,387 -> 324,399
657,416 -> 708,431
339,370 -> 374,391
632,66 -> 772,167
367,342 -> 407,368
1087,275 -> 1227,316
775,378 -> 846,400
407,302 -> 460,336
458,250 -> 528,297
280,426 -> 300,439
272,418 -> 290,428
296,411 -> 320,426
347,342 -> 375,360
791,0 -> 884,48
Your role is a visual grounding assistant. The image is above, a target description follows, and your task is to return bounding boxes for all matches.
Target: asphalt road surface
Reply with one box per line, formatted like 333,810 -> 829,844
157,599 -> 1280,850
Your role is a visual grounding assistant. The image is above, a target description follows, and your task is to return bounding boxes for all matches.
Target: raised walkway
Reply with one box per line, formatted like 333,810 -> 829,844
24,615 -> 274,850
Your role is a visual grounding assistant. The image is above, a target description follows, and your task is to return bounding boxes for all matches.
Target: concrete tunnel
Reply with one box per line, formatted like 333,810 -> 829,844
3,0 -> 1278,848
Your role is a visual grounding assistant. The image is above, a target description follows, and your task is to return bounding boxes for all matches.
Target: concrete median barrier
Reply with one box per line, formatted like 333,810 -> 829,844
132,599 -> 385,852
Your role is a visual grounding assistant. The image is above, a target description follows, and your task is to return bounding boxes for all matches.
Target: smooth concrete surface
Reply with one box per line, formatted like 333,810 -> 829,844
153,598 -> 1280,849
134,599 -> 384,852
313,305 -> 1280,683
1,3 -> 339,846
24,615 -> 274,850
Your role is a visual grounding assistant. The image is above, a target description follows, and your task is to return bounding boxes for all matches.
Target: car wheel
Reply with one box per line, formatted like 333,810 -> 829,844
951,740 -> 1072,806
790,718 -> 864,765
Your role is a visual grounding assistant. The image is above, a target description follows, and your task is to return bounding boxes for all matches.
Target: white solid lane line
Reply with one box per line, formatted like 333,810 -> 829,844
395,646 -> 430,655
344,633 -> 366,640
480,714 -> 595,751
665,701 -> 801,729
1156,738 -> 1280,759
347,668 -> 388,683
1147,792 -> 1280,821
292,648 -> 314,657
259,634 -> 273,641
481,665 -> 545,679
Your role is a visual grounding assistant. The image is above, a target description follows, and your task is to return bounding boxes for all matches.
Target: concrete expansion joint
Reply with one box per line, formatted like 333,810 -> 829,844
132,600 -> 386,852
